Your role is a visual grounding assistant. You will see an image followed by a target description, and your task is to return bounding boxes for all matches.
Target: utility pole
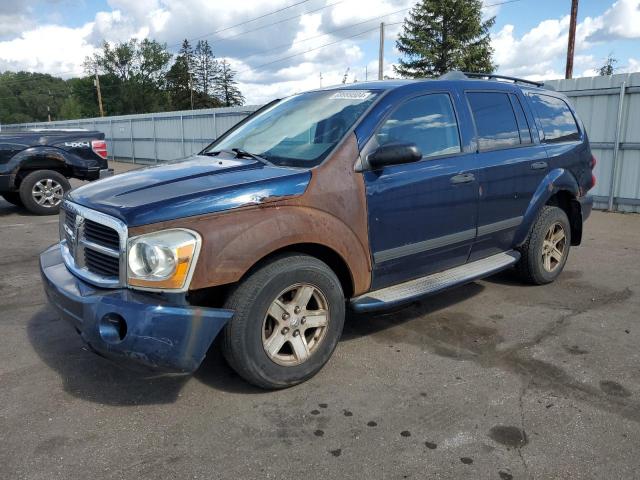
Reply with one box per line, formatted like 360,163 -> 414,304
378,22 -> 385,80
94,70 -> 105,117
319,72 -> 323,88
47,89 -> 51,122
365,65 -> 368,81
565,0 -> 579,79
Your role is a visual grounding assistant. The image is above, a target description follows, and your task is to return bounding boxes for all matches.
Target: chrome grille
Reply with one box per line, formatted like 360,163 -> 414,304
59,201 -> 127,288
84,219 -> 120,250
84,248 -> 120,277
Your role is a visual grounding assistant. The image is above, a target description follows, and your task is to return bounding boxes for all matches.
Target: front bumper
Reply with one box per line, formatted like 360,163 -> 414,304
40,244 -> 233,373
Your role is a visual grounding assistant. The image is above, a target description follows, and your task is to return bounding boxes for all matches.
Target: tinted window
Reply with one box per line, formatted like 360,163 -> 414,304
510,94 -> 532,145
376,94 -> 461,158
467,92 -> 520,151
528,93 -> 579,143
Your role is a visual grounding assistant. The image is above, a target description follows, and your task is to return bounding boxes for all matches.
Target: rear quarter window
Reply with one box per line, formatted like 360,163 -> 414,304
528,93 -> 580,143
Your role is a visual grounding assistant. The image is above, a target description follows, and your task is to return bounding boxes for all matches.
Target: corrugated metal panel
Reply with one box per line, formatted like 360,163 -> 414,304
547,72 -> 640,212
2,105 -> 259,164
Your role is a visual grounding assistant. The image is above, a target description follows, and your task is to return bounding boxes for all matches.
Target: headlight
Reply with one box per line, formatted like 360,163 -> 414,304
127,229 -> 201,291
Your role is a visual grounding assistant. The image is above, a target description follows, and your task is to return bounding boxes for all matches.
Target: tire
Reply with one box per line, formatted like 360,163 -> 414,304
18,170 -> 70,215
1,192 -> 23,207
221,254 -> 345,389
516,206 -> 571,285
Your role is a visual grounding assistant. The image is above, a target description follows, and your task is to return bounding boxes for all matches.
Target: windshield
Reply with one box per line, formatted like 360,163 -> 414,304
205,89 -> 380,168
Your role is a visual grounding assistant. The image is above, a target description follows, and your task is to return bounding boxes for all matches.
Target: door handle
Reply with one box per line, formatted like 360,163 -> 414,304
531,161 -> 548,170
450,173 -> 475,184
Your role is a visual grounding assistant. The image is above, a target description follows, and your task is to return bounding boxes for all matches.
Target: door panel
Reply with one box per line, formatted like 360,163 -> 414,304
469,145 -> 548,260
365,156 -> 479,289
362,92 -> 478,290
465,91 -> 548,261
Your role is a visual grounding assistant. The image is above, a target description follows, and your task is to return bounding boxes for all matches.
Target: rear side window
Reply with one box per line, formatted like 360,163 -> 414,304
528,93 -> 579,143
376,93 -> 461,159
467,92 -> 521,151
510,94 -> 532,145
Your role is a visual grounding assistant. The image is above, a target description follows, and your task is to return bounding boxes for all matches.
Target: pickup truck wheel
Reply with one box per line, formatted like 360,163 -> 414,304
516,206 -> 571,285
1,192 -> 23,207
18,170 -> 70,215
221,254 -> 345,389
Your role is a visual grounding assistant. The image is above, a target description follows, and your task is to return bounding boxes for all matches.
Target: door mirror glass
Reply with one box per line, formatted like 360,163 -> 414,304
367,143 -> 423,169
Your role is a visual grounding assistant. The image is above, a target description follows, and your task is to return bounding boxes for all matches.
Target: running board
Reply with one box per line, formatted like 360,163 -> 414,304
351,251 -> 520,313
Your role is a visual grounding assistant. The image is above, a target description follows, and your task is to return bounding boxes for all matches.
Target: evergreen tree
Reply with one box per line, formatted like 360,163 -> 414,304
394,0 -> 496,78
193,40 -> 220,107
166,39 -> 195,110
215,59 -> 245,107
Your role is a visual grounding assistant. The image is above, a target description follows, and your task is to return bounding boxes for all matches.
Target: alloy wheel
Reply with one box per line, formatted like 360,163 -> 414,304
262,283 -> 330,366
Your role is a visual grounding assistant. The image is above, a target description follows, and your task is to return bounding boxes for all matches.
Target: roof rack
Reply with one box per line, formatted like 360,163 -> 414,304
439,70 -> 545,88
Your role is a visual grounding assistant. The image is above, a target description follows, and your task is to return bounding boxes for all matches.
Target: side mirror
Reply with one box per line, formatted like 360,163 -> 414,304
367,143 -> 423,169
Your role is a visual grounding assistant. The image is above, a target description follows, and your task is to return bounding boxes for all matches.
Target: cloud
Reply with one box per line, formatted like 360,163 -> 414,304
492,0 -> 640,80
0,23 -> 95,76
585,0 -> 640,42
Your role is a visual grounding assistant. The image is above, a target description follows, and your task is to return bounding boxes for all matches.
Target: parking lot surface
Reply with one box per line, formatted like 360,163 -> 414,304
1,164 -> 639,479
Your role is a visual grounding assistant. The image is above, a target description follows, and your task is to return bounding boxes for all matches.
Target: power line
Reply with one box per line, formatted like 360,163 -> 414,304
168,0 -> 315,48
235,7 -> 410,61
205,0 -> 347,47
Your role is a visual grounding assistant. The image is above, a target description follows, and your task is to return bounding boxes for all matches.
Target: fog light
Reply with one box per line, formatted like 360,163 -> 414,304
99,313 -> 127,344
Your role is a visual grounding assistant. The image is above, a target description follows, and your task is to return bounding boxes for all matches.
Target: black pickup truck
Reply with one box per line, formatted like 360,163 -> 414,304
0,129 -> 112,215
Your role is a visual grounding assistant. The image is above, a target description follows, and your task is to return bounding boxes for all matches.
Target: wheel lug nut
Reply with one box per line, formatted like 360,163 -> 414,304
281,327 -> 289,335
293,330 -> 300,337
282,313 -> 290,321
301,317 -> 306,324
294,306 -> 301,314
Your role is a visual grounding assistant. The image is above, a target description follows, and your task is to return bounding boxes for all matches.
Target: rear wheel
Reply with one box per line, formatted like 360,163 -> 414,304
1,192 -> 23,207
221,254 -> 345,389
516,206 -> 571,285
18,170 -> 70,215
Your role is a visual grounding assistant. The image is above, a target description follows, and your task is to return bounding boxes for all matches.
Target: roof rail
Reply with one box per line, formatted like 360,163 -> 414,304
461,72 -> 544,87
439,70 -> 544,88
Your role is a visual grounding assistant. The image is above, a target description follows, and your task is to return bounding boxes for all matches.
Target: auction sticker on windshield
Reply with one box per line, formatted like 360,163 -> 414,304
329,90 -> 373,100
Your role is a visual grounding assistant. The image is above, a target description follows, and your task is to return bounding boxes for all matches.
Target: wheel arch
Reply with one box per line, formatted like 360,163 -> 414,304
10,148 -> 71,188
247,243 -> 355,298
514,168 -> 583,247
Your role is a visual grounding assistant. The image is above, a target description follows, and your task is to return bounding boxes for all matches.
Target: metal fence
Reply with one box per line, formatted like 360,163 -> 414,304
2,72 -> 640,212
1,106 -> 259,164
547,73 -> 640,213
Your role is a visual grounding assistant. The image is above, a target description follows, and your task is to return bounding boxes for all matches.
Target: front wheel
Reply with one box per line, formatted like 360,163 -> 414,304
221,254 -> 345,389
516,206 -> 571,285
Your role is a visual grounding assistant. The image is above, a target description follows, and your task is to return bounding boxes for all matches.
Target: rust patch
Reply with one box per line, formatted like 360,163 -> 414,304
130,134 -> 372,295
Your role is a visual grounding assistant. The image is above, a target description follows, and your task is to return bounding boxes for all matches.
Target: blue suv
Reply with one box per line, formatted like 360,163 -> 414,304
40,72 -> 595,388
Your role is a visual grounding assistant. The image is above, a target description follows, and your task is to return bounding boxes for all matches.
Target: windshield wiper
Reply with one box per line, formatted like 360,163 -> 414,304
231,148 -> 274,167
204,148 -> 273,167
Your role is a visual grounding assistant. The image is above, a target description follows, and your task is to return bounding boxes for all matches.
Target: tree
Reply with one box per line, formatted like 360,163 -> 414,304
215,59 -> 245,107
394,0 -> 496,78
192,40 -> 220,107
166,39 -> 195,110
84,39 -> 172,115
597,54 -> 617,76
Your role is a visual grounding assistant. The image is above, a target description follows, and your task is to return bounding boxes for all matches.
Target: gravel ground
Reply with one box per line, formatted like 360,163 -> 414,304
1,162 -> 639,479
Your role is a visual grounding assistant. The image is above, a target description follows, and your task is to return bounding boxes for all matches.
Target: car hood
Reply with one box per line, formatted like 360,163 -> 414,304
68,155 -> 311,226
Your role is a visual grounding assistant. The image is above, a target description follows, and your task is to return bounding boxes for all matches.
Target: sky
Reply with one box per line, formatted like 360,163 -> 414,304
0,0 -> 638,104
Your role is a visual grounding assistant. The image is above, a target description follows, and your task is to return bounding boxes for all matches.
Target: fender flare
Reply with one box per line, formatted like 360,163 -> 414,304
513,168 -> 579,246
5,146 -> 72,187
